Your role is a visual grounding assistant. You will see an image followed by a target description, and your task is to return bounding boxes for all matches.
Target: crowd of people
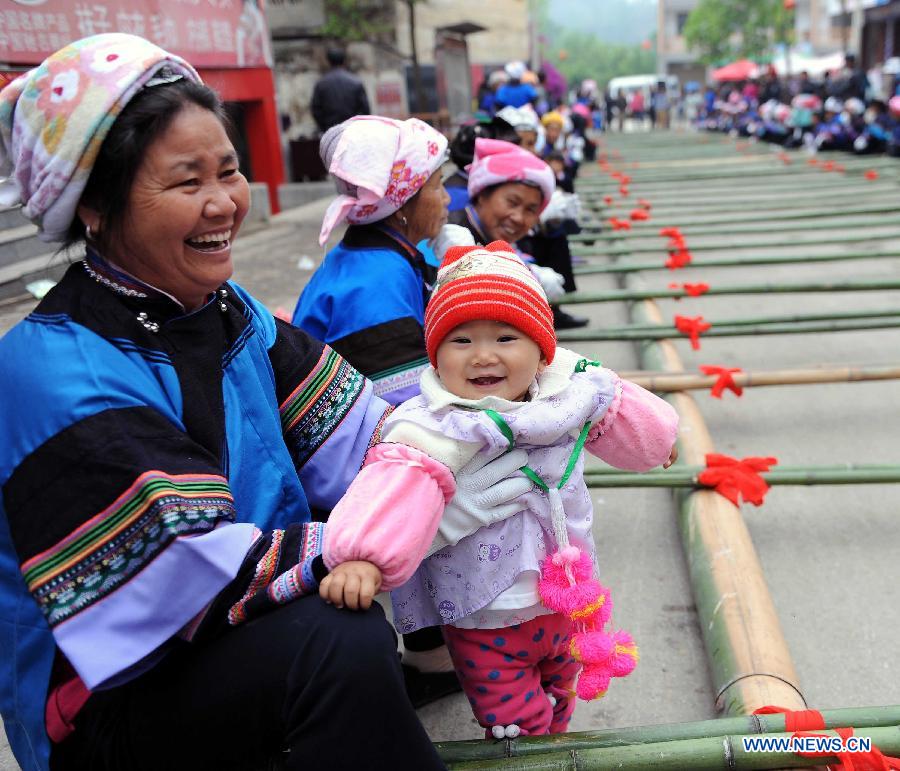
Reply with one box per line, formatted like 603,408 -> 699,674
0,37 -> 679,771
698,54 -> 900,157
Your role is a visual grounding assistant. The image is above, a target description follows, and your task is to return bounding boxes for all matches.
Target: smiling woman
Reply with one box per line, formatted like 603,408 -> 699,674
74,91 -> 250,312
447,138 -> 555,247
0,33 -> 446,771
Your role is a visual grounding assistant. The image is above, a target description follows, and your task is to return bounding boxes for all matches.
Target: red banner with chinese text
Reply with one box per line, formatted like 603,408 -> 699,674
0,0 -> 272,69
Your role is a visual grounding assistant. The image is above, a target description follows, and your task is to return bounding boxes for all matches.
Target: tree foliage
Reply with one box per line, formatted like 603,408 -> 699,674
538,17 -> 657,88
683,0 -> 794,66
319,0 -> 395,43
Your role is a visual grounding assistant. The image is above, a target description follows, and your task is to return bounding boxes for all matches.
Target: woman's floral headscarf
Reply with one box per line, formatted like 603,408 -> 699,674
0,33 -> 201,243
318,115 -> 448,245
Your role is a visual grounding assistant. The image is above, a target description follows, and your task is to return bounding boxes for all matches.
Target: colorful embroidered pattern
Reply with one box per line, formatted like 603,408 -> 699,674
299,520 -> 325,563
21,471 -> 235,628
228,529 -> 285,626
279,346 -> 365,466
370,357 -> 429,399
367,405 -> 396,451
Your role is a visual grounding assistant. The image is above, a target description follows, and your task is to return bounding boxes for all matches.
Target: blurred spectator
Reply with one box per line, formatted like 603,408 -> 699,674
496,61 -> 538,109
311,48 -> 370,134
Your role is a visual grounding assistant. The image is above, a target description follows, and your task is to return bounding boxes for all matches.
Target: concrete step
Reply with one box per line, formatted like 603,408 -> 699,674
0,206 -> 29,230
0,221 -> 47,270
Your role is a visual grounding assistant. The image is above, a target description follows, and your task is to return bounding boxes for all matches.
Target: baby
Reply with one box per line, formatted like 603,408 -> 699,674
321,241 -> 678,736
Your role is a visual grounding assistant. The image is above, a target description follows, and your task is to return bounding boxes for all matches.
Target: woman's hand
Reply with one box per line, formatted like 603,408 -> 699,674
663,445 -> 678,469
320,561 -> 383,610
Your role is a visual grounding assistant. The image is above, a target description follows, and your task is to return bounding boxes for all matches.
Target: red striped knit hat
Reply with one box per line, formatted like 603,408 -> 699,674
424,241 -> 556,366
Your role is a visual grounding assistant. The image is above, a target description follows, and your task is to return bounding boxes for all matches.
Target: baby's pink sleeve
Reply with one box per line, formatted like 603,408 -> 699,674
323,444 -> 455,590
585,379 -> 679,471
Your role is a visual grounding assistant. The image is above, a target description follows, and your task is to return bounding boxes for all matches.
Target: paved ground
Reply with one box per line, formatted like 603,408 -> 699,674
2,134 -> 898,768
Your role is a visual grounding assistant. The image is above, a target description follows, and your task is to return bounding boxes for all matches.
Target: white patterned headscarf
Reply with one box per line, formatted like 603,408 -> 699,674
0,33 -> 201,243
318,115 -> 448,245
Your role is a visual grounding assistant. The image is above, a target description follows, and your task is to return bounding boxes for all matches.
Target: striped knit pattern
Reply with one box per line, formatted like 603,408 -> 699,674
279,346 -> 365,465
22,471 -> 236,627
228,529 -> 286,626
424,241 -> 556,366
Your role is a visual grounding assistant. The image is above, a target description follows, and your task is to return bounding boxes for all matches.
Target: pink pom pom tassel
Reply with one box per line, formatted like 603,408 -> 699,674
570,630 -> 615,665
575,665 -> 611,701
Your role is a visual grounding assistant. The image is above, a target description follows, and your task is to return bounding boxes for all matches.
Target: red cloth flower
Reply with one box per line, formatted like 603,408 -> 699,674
637,198 -> 651,210
807,158 -> 819,166
630,208 -> 650,221
673,314 -> 710,348
665,250 -> 693,270
683,282 -> 709,296
697,453 -> 778,506
603,194 -> 614,205
609,217 -> 631,231
865,169 -> 879,181
699,364 -> 743,398
822,160 -> 836,171
619,185 -> 630,197
754,707 -> 900,770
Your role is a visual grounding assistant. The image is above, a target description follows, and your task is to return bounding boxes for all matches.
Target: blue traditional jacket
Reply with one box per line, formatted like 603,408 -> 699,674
0,254 -> 388,771
293,225 -> 435,405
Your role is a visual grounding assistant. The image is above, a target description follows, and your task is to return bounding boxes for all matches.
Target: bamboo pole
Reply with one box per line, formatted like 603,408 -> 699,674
573,249 -> 900,276
561,280 -> 900,304
624,271 -> 805,717
444,726 -> 900,770
556,316 -> 900,344
609,307 -> 900,332
571,218 -> 900,243
599,202 -> 900,230
571,226 -> 900,252
583,466 -> 900,489
621,363 -> 900,392
436,706 -> 900,763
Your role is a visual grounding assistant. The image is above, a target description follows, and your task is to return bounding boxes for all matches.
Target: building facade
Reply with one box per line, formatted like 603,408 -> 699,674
657,0 -> 706,86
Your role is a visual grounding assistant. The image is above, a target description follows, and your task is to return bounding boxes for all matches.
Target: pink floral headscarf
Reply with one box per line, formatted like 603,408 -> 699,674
318,115 -> 448,245
0,33 -> 201,243
467,138 -> 555,213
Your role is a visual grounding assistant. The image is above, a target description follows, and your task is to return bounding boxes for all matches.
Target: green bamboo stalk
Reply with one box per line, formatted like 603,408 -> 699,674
623,268 -> 803,717
583,467 -> 900,489
584,193 -> 889,214
572,249 -> 900,275
570,217 -> 900,243
444,726 -> 900,770
606,307 -> 900,332
623,363 -> 900,391
436,705 -> 900,763
556,316 -> 900,344
607,202 -> 900,230
560,278 -> 900,304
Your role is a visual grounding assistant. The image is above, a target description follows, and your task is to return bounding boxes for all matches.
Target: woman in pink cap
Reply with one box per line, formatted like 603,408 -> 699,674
448,138 -> 587,329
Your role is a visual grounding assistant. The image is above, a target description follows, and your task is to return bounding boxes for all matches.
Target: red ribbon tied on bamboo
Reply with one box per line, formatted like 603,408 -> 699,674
754,705 -> 900,770
669,282 -> 710,299
697,453 -> 778,506
674,314 -> 711,349
629,208 -> 650,221
609,217 -> 632,231
699,365 -> 743,398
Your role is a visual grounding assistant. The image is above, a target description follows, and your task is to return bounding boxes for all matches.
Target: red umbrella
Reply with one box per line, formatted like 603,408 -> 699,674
712,59 -> 759,82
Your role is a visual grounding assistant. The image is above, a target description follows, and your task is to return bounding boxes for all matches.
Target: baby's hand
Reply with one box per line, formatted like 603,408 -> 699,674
662,445 -> 678,469
320,561 -> 383,610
